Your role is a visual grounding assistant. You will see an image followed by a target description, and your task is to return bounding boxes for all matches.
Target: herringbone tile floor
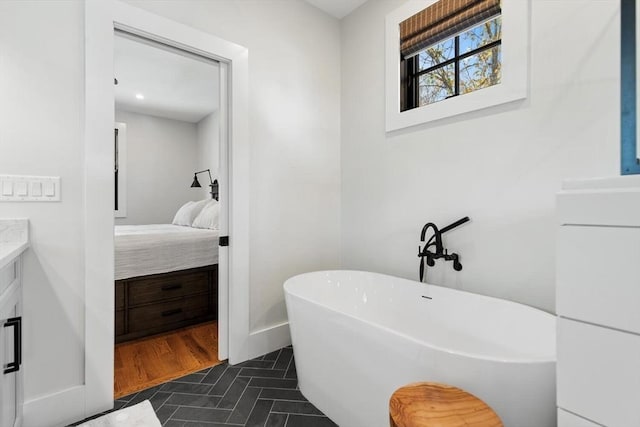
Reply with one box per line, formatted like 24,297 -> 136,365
73,346 -> 337,427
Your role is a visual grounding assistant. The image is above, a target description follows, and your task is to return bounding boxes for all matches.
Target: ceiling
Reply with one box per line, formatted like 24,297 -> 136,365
303,0 -> 368,19
113,1 -> 364,123
114,33 -> 220,123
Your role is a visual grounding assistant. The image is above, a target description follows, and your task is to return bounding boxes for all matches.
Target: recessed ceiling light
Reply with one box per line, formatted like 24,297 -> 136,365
135,93 -> 144,100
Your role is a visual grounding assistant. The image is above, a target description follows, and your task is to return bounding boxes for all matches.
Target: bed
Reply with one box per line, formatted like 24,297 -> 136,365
115,224 -> 219,280
114,223 -> 219,343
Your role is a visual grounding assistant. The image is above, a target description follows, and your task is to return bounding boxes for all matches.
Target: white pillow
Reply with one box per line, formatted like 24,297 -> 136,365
192,200 -> 220,230
172,199 -> 209,226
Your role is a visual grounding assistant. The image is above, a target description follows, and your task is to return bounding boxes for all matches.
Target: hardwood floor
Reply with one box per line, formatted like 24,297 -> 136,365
114,321 -> 222,399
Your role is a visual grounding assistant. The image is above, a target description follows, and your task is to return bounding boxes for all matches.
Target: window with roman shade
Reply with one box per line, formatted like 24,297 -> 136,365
400,0 -> 502,111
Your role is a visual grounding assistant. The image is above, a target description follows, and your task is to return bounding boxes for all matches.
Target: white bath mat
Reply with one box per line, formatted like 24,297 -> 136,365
78,400 -> 161,427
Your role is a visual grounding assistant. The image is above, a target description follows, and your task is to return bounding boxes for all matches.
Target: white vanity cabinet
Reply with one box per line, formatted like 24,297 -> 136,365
0,260 -> 22,427
0,220 -> 27,427
556,176 -> 640,427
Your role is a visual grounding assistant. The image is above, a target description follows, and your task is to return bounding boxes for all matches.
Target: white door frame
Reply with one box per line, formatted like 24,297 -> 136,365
84,0 -> 250,417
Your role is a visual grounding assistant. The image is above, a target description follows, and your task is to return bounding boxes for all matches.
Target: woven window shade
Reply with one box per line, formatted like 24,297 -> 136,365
400,0 -> 501,58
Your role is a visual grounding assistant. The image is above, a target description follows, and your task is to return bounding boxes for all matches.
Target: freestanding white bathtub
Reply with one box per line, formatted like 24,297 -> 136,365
284,270 -> 556,427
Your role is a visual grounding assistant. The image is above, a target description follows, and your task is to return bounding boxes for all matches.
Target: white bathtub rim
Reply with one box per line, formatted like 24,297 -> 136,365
284,270 -> 556,365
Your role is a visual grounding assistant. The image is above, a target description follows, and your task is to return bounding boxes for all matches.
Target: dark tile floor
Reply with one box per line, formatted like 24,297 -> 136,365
72,346 -> 337,427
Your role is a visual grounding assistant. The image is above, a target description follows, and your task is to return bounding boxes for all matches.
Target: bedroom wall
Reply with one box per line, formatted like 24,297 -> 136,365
340,0 -> 619,313
123,0 -> 342,335
114,110 -> 200,225
0,0 -> 86,417
195,111 -> 220,201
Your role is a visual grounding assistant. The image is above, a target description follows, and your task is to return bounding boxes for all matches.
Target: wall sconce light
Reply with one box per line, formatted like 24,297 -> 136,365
190,169 -> 218,200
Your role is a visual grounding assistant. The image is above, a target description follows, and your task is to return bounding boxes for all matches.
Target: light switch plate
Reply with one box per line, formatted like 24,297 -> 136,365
30,182 -> 42,197
15,182 -> 27,196
43,181 -> 54,197
0,175 -> 60,202
1,181 -> 12,196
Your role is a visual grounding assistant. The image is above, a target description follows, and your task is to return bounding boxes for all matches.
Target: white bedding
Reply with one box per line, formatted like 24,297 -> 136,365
114,224 -> 219,280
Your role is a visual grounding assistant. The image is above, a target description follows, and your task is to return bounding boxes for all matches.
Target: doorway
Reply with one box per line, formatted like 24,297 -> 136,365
84,0 -> 250,417
112,30 -> 223,397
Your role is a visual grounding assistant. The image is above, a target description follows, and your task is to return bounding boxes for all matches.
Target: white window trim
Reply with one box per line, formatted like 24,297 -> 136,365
385,0 -> 530,132
114,122 -> 127,218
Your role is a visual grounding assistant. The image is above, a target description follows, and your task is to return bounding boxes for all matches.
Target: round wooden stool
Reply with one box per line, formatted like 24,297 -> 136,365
389,382 -> 503,427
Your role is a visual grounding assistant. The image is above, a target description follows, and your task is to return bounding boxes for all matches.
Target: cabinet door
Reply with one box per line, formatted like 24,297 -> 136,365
558,318 -> 640,427
0,302 -> 17,427
558,409 -> 600,427
557,226 -> 640,334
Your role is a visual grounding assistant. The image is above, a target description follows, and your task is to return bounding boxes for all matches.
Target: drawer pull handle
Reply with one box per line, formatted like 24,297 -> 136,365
161,308 -> 182,317
162,284 -> 182,291
4,317 -> 21,374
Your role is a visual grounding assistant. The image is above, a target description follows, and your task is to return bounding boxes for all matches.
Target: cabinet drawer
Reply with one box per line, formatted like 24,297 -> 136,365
115,282 -> 125,311
558,226 -> 640,334
558,187 -> 640,227
115,310 -> 125,336
128,271 -> 210,306
128,294 -> 210,333
558,409 -> 600,427
557,318 -> 640,426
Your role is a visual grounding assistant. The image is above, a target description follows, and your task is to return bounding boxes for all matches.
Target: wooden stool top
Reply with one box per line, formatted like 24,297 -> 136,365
389,382 -> 503,427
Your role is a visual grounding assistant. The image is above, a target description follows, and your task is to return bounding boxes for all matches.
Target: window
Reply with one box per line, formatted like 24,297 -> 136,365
385,0 -> 527,131
403,16 -> 502,110
400,0 -> 502,111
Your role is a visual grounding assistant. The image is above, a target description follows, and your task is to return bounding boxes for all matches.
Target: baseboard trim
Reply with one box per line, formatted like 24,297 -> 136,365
247,321 -> 291,360
24,385 -> 87,427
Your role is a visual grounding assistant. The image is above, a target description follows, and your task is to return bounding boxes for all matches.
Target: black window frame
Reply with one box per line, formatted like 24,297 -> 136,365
401,20 -> 502,112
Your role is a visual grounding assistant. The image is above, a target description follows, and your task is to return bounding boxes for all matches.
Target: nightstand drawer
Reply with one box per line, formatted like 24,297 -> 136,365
128,271 -> 210,306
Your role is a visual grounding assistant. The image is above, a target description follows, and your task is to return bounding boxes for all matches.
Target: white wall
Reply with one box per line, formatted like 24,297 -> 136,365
341,0 -> 620,313
3,0 -> 618,421
114,110 -> 200,225
123,0 -> 342,332
196,111 -> 220,200
0,1 -> 340,422
0,0 -> 85,411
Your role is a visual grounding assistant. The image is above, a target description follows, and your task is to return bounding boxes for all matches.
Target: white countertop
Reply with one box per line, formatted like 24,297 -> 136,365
0,219 -> 29,270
